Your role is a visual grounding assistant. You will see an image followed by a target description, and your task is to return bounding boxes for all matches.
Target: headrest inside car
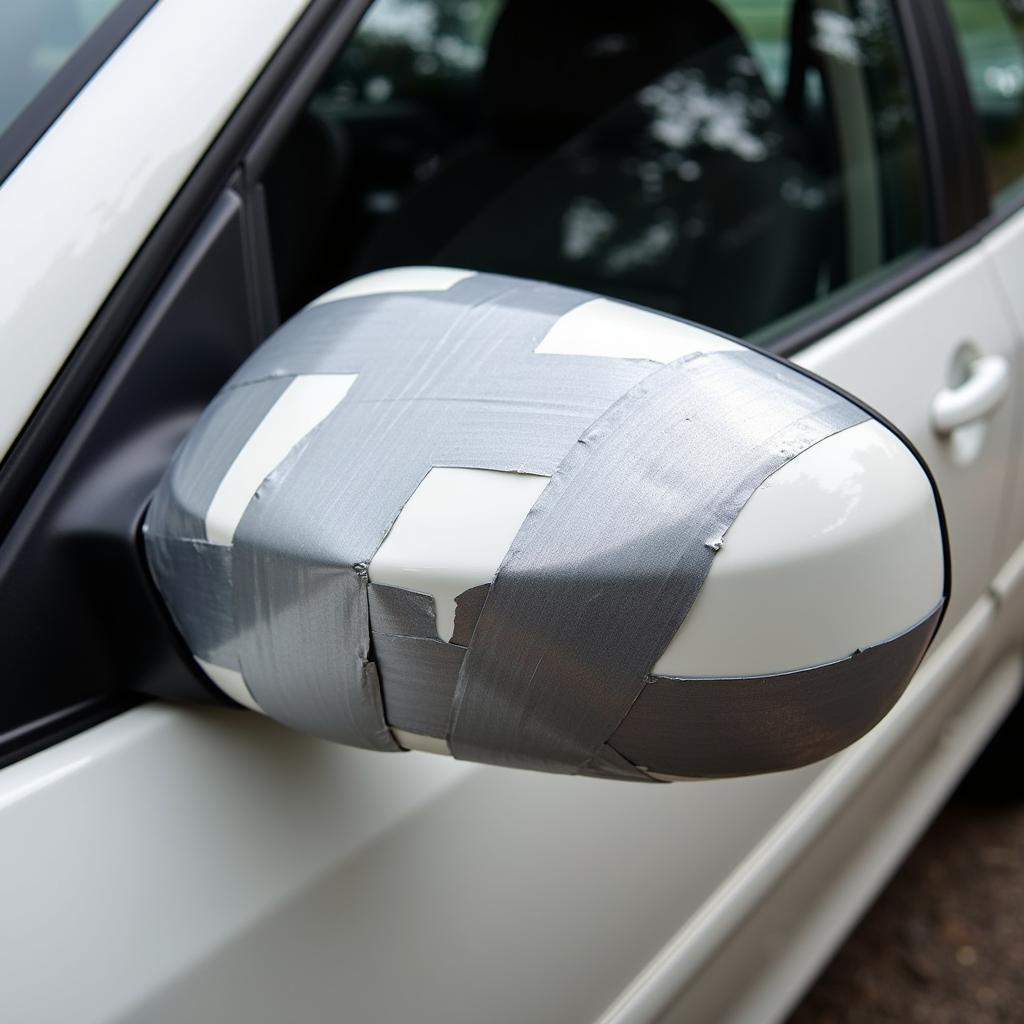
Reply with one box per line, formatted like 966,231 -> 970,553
482,0 -> 744,142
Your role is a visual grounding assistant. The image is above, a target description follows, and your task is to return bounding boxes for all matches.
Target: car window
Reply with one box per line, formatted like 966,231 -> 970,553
946,0 -> 1024,207
263,0 -> 927,343
0,0 -> 122,138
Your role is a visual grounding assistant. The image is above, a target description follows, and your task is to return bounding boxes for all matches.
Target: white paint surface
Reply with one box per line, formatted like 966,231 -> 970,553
205,374 -> 357,546
369,467 -> 550,641
309,266 -> 476,306
0,0 -> 310,462
194,658 -> 262,714
391,729 -> 452,756
535,298 -> 739,362
793,243 -> 1019,636
655,420 -> 945,676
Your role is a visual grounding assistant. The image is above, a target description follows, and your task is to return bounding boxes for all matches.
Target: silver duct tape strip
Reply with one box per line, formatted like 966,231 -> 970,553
448,350 -> 869,776
451,584 -> 490,647
229,277 -> 623,747
143,375 -> 295,667
229,545 -> 397,749
374,634 -> 465,737
144,535 -> 235,667
368,583 -> 439,640
369,583 -> 497,737
224,282 -> 651,417
366,583 -> 645,781
609,603 -> 943,778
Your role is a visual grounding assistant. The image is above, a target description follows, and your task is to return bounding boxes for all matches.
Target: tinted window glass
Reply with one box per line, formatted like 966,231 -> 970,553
946,0 -> 1024,205
264,0 -> 926,343
0,0 -> 122,137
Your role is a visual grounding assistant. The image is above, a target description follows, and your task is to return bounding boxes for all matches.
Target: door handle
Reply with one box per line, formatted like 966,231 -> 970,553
931,354 -> 1010,435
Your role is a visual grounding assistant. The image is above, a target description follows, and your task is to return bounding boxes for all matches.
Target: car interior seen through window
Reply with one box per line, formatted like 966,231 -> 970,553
262,0 -> 927,343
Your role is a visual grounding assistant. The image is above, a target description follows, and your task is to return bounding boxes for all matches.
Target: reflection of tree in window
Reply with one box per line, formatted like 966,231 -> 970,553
323,0 -> 503,111
282,0 -> 929,342
434,33 -> 837,337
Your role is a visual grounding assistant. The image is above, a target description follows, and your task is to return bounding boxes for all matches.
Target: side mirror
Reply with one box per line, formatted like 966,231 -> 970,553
144,268 -> 948,781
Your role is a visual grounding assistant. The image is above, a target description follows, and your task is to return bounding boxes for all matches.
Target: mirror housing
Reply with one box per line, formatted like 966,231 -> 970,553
144,268 -> 947,781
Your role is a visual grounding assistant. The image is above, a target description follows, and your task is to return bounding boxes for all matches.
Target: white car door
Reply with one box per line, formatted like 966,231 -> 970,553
0,2 -> 1021,1024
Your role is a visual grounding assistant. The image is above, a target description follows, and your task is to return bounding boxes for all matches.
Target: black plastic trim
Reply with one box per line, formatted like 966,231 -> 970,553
0,695 -> 142,773
0,188 -> 256,768
245,0 -> 373,179
891,0 -> 990,243
0,0 -> 158,186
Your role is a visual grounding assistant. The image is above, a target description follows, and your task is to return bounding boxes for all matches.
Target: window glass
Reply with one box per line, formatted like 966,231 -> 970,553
946,0 -> 1024,205
264,0 -> 927,343
0,0 -> 122,138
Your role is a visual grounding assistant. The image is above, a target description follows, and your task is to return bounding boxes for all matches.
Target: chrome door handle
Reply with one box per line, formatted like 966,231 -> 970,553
931,354 -> 1010,435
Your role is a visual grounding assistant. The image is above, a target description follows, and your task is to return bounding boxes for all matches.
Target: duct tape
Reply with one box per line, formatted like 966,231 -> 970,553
609,602 -> 943,778
368,583 -> 440,641
447,349 -> 867,775
144,269 -> 941,780
145,535 -> 234,667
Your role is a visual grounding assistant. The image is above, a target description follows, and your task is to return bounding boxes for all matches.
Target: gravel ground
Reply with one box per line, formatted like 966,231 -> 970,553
787,786 -> 1024,1023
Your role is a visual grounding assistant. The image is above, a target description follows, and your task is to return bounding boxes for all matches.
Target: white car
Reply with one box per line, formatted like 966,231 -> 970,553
1,0 -> 1023,1021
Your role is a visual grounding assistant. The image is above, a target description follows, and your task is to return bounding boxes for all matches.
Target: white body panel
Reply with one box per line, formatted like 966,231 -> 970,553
795,244 -> 1020,632
656,420 -> 944,676
1,5 -> 1023,1024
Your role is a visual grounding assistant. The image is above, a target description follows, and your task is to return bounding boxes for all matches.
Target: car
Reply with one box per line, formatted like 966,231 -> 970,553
0,0 -> 1022,1022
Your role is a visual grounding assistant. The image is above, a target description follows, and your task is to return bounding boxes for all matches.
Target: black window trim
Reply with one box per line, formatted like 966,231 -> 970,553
895,0 -> 990,243
0,0 -> 160,187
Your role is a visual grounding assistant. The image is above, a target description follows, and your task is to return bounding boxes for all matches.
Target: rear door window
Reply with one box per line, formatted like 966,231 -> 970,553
262,0 -> 928,343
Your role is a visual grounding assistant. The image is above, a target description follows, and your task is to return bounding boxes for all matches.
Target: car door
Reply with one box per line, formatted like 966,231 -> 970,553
0,3 -> 1020,1024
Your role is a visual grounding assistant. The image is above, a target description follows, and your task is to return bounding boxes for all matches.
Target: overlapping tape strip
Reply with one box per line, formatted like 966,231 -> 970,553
144,269 -> 941,781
